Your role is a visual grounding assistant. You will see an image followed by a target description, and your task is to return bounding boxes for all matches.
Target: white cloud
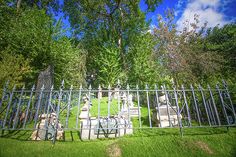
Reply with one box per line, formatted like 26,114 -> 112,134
176,0 -> 229,31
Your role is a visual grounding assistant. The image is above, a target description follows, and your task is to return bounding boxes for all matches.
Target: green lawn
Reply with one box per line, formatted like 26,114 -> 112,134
0,97 -> 236,157
0,127 -> 236,157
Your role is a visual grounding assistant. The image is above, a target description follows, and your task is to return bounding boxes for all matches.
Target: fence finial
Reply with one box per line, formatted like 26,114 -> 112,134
60,80 -> 65,89
117,79 -> 121,89
127,84 -> 130,90
70,85 -> 73,90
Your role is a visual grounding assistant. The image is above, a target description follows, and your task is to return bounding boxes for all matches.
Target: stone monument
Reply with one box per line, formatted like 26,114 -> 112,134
31,113 -> 64,140
152,95 -> 181,127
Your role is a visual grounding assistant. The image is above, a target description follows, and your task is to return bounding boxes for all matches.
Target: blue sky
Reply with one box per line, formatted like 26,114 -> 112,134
57,0 -> 236,35
140,0 -> 236,30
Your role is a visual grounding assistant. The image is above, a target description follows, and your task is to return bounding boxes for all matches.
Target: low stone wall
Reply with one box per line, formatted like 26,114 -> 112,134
80,117 -> 133,140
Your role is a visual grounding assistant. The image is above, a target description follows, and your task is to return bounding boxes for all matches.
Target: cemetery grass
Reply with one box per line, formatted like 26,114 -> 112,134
0,127 -> 236,157
0,97 -> 236,157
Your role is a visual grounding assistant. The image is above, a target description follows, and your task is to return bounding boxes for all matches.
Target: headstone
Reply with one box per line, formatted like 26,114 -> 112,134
79,95 -> 91,119
152,95 -> 181,127
36,65 -> 54,91
31,113 -> 64,140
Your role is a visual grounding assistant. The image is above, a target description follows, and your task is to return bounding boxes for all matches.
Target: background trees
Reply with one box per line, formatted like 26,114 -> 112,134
0,4 -> 86,88
0,1 -> 235,89
153,10 -> 224,86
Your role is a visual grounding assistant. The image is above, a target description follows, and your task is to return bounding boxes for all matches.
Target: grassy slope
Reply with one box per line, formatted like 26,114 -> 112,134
0,97 -> 236,157
0,127 -> 236,157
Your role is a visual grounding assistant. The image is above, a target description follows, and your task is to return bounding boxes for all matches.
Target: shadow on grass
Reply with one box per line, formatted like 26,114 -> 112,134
0,130 -> 32,141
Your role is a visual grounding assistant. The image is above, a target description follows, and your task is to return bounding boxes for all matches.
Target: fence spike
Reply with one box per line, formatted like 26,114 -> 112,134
127,84 -> 130,90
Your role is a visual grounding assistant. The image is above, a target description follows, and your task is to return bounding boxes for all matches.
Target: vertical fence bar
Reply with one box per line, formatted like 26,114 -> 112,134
173,85 -> 183,136
44,85 -> 54,139
163,85 -> 171,127
87,85 -> 92,126
137,85 -> 142,128
65,85 -> 73,129
154,84 -> 161,128
127,84 -> 131,126
208,85 -> 221,126
190,85 -> 201,126
34,85 -> 45,129
146,85 -> 152,128
53,81 -> 64,144
216,84 -> 229,125
0,81 -> 9,111
13,85 -> 25,129
23,85 -> 35,128
75,85 -> 82,129
107,85 -> 111,119
117,83 -> 121,136
199,85 -> 211,126
207,99 -> 216,125
222,80 -> 236,122
2,85 -> 16,128
181,85 -> 191,127
97,85 -> 101,137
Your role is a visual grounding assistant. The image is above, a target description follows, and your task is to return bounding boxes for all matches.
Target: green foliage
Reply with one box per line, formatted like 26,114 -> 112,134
95,45 -> 124,87
127,33 -> 169,87
153,10 -> 223,86
50,37 -> 87,87
0,6 -> 86,88
63,0 -> 162,86
0,52 -> 31,88
205,24 -> 236,83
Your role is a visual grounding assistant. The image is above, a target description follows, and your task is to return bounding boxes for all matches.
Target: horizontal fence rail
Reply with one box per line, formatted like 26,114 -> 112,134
0,80 -> 235,143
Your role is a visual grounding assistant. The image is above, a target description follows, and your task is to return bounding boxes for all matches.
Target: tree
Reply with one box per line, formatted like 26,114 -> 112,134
205,24 -> 236,83
0,6 -> 86,88
153,10 -> 223,86
127,33 -> 168,88
63,0 -> 162,86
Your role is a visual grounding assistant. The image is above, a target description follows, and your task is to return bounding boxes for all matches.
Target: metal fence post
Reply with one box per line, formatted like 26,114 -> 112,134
163,85 -> 171,127
154,84 -> 161,128
137,85 -> 142,128
0,81 -> 9,111
216,84 -> 229,125
13,85 -> 25,129
173,85 -> 183,136
34,85 -> 45,129
222,80 -> 236,123
52,80 -> 64,144
199,85 -> 211,126
181,85 -> 191,127
190,84 -> 201,126
146,84 -> 152,128
2,85 -> 16,128
23,85 -> 35,128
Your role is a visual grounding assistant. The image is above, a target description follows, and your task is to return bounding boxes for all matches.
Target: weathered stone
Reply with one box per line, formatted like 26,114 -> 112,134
31,112 -> 64,140
152,105 -> 182,127
80,117 -> 133,140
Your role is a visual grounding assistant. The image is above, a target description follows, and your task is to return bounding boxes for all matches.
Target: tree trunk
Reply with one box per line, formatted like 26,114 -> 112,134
17,0 -> 22,11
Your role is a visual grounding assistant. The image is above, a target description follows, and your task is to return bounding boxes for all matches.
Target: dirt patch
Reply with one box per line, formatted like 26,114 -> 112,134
106,143 -> 122,157
194,141 -> 214,155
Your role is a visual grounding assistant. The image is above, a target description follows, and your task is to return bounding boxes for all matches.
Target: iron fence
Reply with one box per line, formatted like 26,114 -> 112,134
0,80 -> 235,143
